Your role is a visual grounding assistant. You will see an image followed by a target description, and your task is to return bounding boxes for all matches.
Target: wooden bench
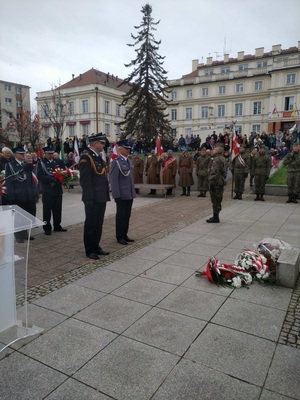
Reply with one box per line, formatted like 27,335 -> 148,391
134,184 -> 175,198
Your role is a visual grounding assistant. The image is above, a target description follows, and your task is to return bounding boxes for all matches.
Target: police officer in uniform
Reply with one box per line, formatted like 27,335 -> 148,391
110,140 -> 136,245
79,134 -> 110,259
206,144 -> 226,223
37,146 -> 67,235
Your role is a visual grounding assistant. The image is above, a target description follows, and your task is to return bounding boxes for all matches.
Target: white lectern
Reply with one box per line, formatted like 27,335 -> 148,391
0,205 -> 44,352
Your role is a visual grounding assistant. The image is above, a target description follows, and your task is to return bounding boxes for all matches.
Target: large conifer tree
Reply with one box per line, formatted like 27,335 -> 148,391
120,3 -> 171,142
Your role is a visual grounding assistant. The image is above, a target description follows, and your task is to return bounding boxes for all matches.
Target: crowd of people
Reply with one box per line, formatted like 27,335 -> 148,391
1,127 -> 299,252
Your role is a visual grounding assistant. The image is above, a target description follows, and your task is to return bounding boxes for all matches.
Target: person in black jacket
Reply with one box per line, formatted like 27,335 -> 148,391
79,134 -> 110,259
5,145 -> 39,243
37,146 -> 67,235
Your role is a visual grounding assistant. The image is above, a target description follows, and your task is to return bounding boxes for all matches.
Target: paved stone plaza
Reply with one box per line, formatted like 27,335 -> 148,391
0,185 -> 299,399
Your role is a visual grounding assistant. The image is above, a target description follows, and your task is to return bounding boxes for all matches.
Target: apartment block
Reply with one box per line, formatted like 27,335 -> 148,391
167,42 -> 300,142
0,80 -> 30,141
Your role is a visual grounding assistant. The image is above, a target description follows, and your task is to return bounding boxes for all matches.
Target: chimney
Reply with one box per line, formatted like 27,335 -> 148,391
298,40 -> 300,51
224,54 -> 229,63
72,74 -> 75,80
237,51 -> 244,61
206,56 -> 213,66
272,44 -> 282,55
255,47 -> 264,58
79,74 -> 82,80
192,59 -> 199,71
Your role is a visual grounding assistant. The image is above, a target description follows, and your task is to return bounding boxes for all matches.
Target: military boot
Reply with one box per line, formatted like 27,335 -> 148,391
203,191 -> 206,197
206,213 -> 220,223
292,195 -> 298,204
197,191 -> 203,197
286,195 -> 293,203
254,194 -> 260,201
233,193 -> 239,199
186,187 -> 191,196
181,187 -> 186,196
238,193 -> 243,200
260,194 -> 265,201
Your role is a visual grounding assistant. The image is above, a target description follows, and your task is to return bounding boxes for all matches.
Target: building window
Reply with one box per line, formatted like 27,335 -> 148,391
16,100 -> 22,107
238,64 -> 248,71
104,101 -> 110,114
82,100 -> 88,114
69,125 -> 75,137
56,103 -> 62,118
235,125 -> 242,134
5,98 -> 12,106
221,67 -> 230,74
116,104 -> 121,117
252,124 -> 261,134
185,128 -> 192,136
171,109 -> 177,121
219,85 -> 225,94
254,81 -> 263,91
202,88 -> 208,96
82,124 -> 89,135
186,108 -> 192,120
69,101 -> 74,116
257,61 -> 267,68
236,83 -> 244,93
43,104 -> 49,117
105,123 -> 110,135
235,103 -> 243,116
284,96 -> 295,111
171,91 -> 177,101
16,87 -> 22,94
286,73 -> 296,85
204,70 -> 213,76
217,105 -> 225,117
253,101 -> 262,115
201,106 -> 209,118
44,126 -> 50,136
186,89 -> 192,98
5,84 -> 11,92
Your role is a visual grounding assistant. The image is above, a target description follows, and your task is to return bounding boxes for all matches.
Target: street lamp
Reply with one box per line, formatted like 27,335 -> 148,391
95,87 -> 99,133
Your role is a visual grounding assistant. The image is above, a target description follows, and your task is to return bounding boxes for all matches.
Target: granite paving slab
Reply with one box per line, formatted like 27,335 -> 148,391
123,307 -> 206,356
32,283 -> 106,316
44,378 -> 111,399
112,276 -> 176,306
182,273 -> 234,296
130,247 -> 175,262
74,268 -> 134,293
194,233 -> 239,246
19,319 -> 117,375
157,286 -> 226,320
141,262 -> 194,285
184,324 -> 276,386
180,242 -> 223,257
0,351 -> 66,400
265,344 -> 300,399
162,252 -> 206,270
148,237 -> 191,251
104,255 -> 157,275
152,358 -> 261,400
75,294 -> 151,334
74,336 -> 180,400
165,231 -> 201,243
260,389 -> 294,400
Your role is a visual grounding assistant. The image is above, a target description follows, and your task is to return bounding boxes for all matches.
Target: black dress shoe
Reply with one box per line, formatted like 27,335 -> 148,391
44,231 -> 51,236
29,236 -> 35,240
16,238 -> 24,243
118,239 -> 128,245
97,248 -> 110,256
86,253 -> 99,260
54,226 -> 67,232
125,236 -> 135,242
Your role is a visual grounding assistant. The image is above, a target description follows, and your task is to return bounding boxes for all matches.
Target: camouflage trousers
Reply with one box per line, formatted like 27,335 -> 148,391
254,174 -> 267,194
209,185 -> 224,214
197,175 -> 208,192
287,172 -> 300,195
234,171 -> 246,194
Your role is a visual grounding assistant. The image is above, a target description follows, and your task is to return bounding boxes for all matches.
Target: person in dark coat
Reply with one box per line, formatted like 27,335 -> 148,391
5,145 -> 39,243
79,134 -> 110,259
110,140 -> 136,245
162,150 -> 177,195
178,149 -> 194,196
37,146 -> 67,235
145,150 -> 161,195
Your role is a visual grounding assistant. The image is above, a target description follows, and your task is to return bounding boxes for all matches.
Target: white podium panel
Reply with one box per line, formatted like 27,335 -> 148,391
0,205 -> 45,352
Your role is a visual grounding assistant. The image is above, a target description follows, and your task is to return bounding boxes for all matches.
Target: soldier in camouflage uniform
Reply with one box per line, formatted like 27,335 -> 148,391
252,145 -> 272,201
206,145 -> 226,223
178,149 -> 194,196
231,144 -> 250,200
283,142 -> 300,203
196,148 -> 210,197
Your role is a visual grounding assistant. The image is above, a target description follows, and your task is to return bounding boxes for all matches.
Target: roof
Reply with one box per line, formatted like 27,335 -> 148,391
58,68 -> 131,92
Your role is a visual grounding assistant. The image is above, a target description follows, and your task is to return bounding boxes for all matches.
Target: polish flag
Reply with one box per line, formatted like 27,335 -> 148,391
155,135 -> 164,156
110,143 -> 119,163
73,139 -> 80,165
231,131 -> 240,160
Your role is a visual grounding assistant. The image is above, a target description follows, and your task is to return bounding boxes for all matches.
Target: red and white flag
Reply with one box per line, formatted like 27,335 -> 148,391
269,105 -> 277,118
73,138 -> 80,165
110,143 -> 119,163
231,131 -> 240,160
155,135 -> 164,156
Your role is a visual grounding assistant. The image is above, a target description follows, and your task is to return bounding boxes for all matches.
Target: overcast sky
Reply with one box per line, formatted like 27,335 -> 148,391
1,0 -> 299,109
